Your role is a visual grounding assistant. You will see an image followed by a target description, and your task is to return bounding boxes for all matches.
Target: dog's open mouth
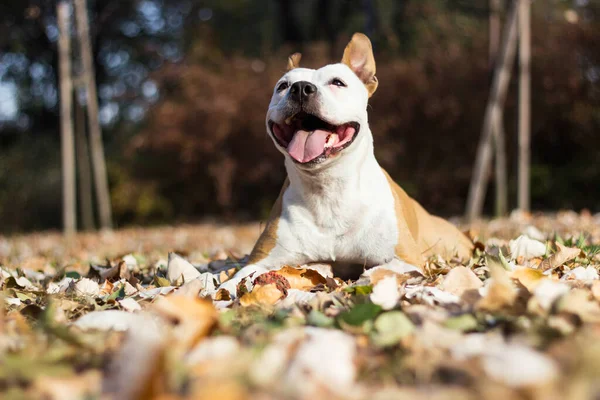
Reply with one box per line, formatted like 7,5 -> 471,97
269,112 -> 359,164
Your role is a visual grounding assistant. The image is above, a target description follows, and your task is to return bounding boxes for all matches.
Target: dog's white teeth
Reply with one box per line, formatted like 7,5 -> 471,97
285,113 -> 297,125
324,133 -> 338,148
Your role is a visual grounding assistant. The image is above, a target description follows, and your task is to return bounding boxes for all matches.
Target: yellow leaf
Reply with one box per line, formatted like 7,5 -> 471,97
152,296 -> 217,350
239,283 -> 285,307
277,266 -> 326,290
510,267 -> 546,292
477,262 -> 517,311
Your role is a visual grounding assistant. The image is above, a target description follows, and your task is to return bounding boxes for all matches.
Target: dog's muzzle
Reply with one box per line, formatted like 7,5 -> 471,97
269,112 -> 360,165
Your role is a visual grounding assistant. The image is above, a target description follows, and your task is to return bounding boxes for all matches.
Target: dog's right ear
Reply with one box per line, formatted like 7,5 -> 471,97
342,33 -> 378,97
287,53 -> 302,71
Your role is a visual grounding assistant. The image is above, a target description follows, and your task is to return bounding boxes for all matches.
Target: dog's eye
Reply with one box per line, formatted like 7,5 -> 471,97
330,78 -> 346,87
277,81 -> 289,92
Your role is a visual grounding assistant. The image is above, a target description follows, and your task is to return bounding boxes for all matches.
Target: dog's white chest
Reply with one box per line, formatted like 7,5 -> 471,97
271,160 -> 398,267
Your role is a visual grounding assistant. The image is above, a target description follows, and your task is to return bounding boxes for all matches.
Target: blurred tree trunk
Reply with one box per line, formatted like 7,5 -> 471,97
466,0 -> 519,222
490,0 -> 508,217
518,0 -> 531,212
75,0 -> 113,230
277,0 -> 302,46
75,97 -> 95,231
57,1 -> 76,237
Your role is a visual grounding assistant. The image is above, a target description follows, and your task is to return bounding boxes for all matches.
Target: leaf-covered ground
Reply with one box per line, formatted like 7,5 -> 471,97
2,210 -> 600,400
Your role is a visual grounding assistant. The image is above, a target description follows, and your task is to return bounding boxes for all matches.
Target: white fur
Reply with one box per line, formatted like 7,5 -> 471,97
224,63 -> 401,290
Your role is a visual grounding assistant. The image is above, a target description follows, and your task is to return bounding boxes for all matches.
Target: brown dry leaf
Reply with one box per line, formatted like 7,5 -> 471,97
540,242 -> 582,271
368,268 -> 410,286
152,296 -> 218,349
174,278 -> 205,298
557,289 -> 600,323
239,283 -> 286,307
218,267 -> 237,284
277,266 -> 327,290
441,266 -> 483,297
214,288 -> 232,301
591,281 -> 600,302
99,279 -> 114,296
477,263 -> 517,312
511,267 -> 547,292
34,370 -> 101,400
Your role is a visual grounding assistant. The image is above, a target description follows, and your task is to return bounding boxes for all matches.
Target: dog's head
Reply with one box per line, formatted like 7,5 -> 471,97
266,33 -> 378,168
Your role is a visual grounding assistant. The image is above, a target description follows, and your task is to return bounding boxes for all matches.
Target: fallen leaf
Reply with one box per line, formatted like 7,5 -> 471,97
338,303 -> 382,327
532,280 -> 570,311
405,286 -> 461,306
152,296 -> 218,349
371,311 -> 414,347
562,266 -> 599,281
186,336 -> 240,365
74,278 -> 100,297
510,267 -> 546,292
276,266 -> 327,290
509,235 -> 547,260
444,314 -> 478,331
284,327 -> 357,398
477,263 -> 517,311
239,283 -> 286,307
370,275 -> 401,310
540,242 -> 582,271
74,310 -> 163,332
441,266 -> 483,297
118,297 -> 142,312
34,370 -> 101,400
482,343 -> 558,388
557,289 -> 600,322
166,252 -> 201,284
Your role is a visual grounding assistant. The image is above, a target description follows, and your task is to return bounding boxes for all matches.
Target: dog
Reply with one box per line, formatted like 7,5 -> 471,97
227,33 -> 472,287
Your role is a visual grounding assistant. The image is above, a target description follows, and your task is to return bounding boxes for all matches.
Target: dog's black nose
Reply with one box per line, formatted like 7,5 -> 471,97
289,81 -> 317,103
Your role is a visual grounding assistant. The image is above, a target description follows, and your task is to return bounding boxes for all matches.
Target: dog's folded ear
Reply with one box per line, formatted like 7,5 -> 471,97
287,53 -> 302,71
342,33 -> 378,97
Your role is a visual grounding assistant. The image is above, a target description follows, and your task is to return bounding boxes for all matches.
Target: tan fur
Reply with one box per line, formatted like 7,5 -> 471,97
287,53 -> 302,71
382,169 -> 473,263
247,178 -> 290,263
341,33 -> 378,97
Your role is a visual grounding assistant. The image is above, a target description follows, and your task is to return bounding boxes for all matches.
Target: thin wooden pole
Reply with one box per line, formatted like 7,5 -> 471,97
466,0 -> 519,222
57,1 -> 76,236
74,0 -> 113,230
75,96 -> 95,231
490,0 -> 508,217
518,0 -> 531,212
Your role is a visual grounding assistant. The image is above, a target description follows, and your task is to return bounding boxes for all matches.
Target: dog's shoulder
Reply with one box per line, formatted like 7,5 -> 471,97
247,178 -> 290,263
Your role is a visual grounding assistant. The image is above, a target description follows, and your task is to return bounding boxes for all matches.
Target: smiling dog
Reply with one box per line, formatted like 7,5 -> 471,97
241,33 -> 472,279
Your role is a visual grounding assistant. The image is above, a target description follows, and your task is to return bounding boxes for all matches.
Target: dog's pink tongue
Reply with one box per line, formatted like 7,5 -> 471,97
287,129 -> 329,163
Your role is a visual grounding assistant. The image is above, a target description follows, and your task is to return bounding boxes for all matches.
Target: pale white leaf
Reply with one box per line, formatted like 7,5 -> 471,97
370,275 -> 401,310
74,278 -> 100,297
482,343 -> 558,388
118,297 -> 142,312
186,336 -> 240,365
509,235 -> 546,260
562,266 -> 599,281
166,252 -> 201,284
533,280 -> 570,310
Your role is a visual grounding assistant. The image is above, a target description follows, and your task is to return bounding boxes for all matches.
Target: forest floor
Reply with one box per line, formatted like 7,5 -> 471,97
2,210 -> 600,400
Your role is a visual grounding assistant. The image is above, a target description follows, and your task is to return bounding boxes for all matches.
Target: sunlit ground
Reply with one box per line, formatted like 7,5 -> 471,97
2,210 -> 600,399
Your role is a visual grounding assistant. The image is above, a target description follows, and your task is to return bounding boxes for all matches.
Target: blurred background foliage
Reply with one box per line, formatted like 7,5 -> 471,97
0,0 -> 598,233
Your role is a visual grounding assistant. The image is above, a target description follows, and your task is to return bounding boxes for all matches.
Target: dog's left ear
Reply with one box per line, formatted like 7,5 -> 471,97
342,33 -> 378,97
287,53 -> 302,71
